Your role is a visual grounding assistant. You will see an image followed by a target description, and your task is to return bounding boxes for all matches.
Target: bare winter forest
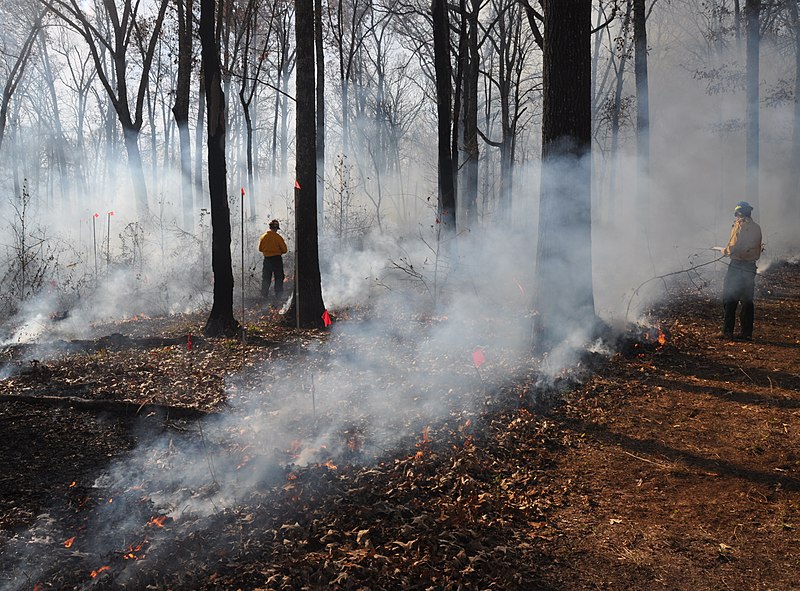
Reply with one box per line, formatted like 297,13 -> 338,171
0,0 -> 798,589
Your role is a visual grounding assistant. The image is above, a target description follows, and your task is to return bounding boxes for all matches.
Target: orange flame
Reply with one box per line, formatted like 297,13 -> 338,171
90,566 -> 111,578
148,515 -> 168,528
658,331 -> 667,346
123,541 -> 146,560
64,536 -> 76,548
347,435 -> 361,452
323,459 -> 337,470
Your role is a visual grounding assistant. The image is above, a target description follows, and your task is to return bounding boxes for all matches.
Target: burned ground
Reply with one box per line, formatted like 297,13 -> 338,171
0,263 -> 798,590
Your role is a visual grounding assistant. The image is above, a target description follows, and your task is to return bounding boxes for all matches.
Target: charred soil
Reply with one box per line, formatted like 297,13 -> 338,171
0,263 -> 798,590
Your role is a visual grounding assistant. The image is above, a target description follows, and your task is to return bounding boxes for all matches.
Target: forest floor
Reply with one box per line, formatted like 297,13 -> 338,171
0,261 -> 797,590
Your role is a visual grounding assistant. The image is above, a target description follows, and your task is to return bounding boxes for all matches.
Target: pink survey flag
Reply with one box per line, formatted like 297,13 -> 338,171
322,310 -> 332,327
472,348 -> 485,368
295,179 -> 301,189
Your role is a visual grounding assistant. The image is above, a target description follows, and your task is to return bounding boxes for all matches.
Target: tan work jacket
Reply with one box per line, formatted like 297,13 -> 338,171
724,217 -> 762,261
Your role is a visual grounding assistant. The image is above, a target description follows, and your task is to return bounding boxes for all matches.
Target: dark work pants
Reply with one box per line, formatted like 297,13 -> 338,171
722,260 -> 757,337
262,255 -> 285,298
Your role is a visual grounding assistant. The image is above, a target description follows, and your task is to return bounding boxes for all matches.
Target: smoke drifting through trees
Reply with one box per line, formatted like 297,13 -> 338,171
0,1 -> 799,583
0,1 -> 798,339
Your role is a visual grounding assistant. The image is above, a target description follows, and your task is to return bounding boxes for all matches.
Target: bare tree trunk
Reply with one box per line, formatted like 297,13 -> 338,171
790,0 -> 800,217
609,3 -> 632,220
38,31 -> 70,206
433,0 -> 456,233
0,10 -> 43,152
122,125 -> 150,214
533,0 -> 596,353
315,0 -> 326,229
173,0 -> 194,230
745,0 -> 760,206
633,0 -> 650,219
462,0 -> 479,227
288,0 -> 326,329
201,0 -> 239,337
195,69 -> 206,207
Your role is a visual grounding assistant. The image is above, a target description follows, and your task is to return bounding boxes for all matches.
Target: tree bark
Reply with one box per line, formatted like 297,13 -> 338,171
432,0 -> 457,233
533,0 -> 596,353
288,0 -> 326,329
790,0 -> 800,223
173,0 -> 195,231
315,0 -> 326,229
462,0 -> 480,227
633,0 -> 650,217
195,69 -> 206,203
201,0 -> 240,337
745,0 -> 760,206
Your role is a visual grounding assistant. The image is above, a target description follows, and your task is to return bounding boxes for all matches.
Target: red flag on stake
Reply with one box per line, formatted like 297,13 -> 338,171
241,187 -> 245,197
472,348 -> 485,368
322,310 -> 332,327
93,213 -> 99,218
295,179 -> 301,189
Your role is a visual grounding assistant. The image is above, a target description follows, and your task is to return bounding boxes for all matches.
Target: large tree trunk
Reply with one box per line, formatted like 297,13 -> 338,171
608,3 -> 632,221
201,0 -> 239,337
315,0 -> 326,229
121,125 -> 149,215
173,0 -> 194,231
790,0 -> 800,229
462,0 -> 479,227
633,0 -> 650,218
287,0 -> 326,329
432,0 -> 456,233
533,0 -> 596,353
745,0 -> 760,206
195,69 -> 206,204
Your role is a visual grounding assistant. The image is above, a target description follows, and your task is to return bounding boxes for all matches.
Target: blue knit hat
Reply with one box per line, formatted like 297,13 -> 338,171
734,201 -> 753,216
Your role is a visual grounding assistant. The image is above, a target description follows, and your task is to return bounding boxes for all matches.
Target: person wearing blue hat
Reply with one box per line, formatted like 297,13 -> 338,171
720,201 -> 762,341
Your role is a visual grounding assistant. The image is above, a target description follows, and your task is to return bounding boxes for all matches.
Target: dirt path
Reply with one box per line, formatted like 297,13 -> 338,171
531,262 -> 800,590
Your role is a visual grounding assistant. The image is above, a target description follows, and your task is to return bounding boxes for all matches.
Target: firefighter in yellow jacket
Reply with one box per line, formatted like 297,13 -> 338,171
721,201 -> 762,341
258,219 -> 288,300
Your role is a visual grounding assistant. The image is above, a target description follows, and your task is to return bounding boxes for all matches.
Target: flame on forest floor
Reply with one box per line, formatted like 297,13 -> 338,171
148,515 -> 168,528
64,536 -> 76,548
90,566 -> 111,578
123,541 -> 146,560
414,426 -> 432,460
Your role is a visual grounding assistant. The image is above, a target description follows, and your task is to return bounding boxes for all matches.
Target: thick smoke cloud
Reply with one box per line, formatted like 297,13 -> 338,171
1,1 -> 799,586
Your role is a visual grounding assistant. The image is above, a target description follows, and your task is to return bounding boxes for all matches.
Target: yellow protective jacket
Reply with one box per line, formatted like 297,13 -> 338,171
723,217 -> 762,261
258,230 -> 288,257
